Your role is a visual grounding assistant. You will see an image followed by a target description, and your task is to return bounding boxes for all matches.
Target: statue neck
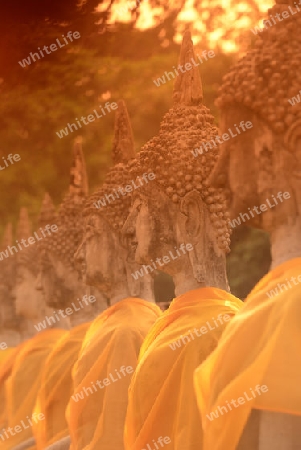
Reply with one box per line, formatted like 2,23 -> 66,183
173,273 -> 204,297
0,330 -> 21,347
173,257 -> 230,297
106,271 -> 156,306
70,306 -> 99,327
139,282 -> 156,303
110,288 -> 131,306
270,220 -> 301,269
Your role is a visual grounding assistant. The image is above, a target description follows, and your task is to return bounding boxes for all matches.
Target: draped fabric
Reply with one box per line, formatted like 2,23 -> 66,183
124,287 -> 242,450
194,257 -> 301,450
0,348 -> 16,365
0,329 -> 65,450
0,348 -> 20,431
67,298 -> 162,450
32,323 -> 90,450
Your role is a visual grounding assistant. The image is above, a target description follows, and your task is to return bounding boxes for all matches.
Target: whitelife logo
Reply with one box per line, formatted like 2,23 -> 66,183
288,90 -> 301,106
34,295 -> 96,332
94,173 -> 156,209
206,385 -> 269,422
169,313 -> 231,351
0,342 -> 7,351
71,365 -> 134,402
229,191 -> 291,228
153,50 -> 215,87
142,435 -> 171,450
191,121 -> 253,158
266,274 -> 301,299
251,1 -> 301,35
18,31 -> 81,68
131,244 -> 193,280
0,224 -> 58,261
56,101 -> 118,139
0,413 -> 45,442
0,153 -> 21,171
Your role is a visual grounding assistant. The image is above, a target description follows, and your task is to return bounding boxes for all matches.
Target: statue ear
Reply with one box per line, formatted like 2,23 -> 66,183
179,191 -> 205,242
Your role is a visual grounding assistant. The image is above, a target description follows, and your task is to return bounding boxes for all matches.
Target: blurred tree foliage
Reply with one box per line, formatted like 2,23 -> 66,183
0,1 -> 271,299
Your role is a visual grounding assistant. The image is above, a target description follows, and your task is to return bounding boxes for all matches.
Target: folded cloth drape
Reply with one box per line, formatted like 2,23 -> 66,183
0,348 -> 21,431
67,298 -> 162,450
124,287 -> 242,450
194,257 -> 301,450
32,323 -> 90,450
1,329 -> 65,450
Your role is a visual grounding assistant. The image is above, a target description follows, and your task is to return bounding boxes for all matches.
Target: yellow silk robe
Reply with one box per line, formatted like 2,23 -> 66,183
1,329 -> 65,449
0,348 -> 21,431
194,257 -> 301,450
124,287 -> 242,450
32,322 -> 90,450
67,298 -> 162,450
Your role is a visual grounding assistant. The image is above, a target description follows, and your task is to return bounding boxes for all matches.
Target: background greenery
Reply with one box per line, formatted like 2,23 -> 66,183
0,0 -> 271,300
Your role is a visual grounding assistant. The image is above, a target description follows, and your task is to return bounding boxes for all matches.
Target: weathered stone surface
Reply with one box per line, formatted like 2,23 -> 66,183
122,31 -> 230,295
82,100 -> 155,304
212,1 -> 301,448
39,140 -> 107,319
0,223 -> 23,346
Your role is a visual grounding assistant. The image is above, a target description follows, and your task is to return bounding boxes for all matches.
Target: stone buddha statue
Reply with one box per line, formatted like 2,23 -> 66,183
123,29 -> 230,297
214,0 -> 301,268
38,138 -> 107,327
13,206 -> 69,336
80,100 -> 156,304
0,208 -> 64,450
193,2 -> 301,449
122,31 -> 243,450
0,224 -> 22,347
68,100 -> 161,450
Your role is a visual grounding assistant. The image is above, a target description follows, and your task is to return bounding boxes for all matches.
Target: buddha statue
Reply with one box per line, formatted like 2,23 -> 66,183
67,100 -> 161,450
194,2 -> 301,449
122,31 -> 243,450
0,224 -> 23,438
38,138 -> 107,325
29,141 -> 107,450
14,205 -> 71,337
0,223 -> 22,348
80,100 -> 156,304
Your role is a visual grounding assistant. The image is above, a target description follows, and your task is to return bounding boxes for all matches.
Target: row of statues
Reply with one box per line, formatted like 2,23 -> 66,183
1,0 -> 301,448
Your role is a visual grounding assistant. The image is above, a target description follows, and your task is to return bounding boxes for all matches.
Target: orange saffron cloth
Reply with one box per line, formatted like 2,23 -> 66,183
194,257 -> 301,450
32,322 -> 90,450
1,329 -> 65,449
124,287 -> 243,450
0,347 -> 21,431
67,298 -> 162,450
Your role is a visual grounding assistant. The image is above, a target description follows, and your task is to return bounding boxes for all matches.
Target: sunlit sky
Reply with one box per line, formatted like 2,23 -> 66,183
97,0 -> 274,52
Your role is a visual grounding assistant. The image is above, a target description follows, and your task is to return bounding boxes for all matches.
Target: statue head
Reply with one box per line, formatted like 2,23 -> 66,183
39,138 -> 90,309
0,224 -> 20,332
79,100 -> 155,303
122,31 -> 231,294
212,0 -> 301,234
14,208 -> 45,321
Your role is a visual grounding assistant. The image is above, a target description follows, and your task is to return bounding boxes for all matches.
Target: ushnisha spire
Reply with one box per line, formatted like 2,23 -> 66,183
42,142 -> 89,269
173,30 -> 203,106
85,100 -> 138,232
38,192 -> 57,228
1,223 -> 13,249
0,223 -> 15,286
16,208 -> 32,241
69,136 -> 89,197
112,100 -> 135,164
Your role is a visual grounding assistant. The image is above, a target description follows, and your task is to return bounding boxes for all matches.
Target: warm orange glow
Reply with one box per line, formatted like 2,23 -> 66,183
104,0 -> 274,52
